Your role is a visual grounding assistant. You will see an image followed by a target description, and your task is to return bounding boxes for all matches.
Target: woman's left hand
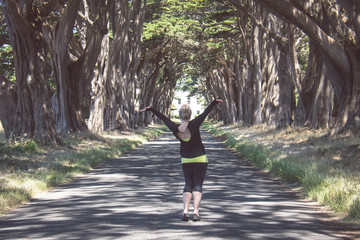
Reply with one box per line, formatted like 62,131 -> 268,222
215,99 -> 223,103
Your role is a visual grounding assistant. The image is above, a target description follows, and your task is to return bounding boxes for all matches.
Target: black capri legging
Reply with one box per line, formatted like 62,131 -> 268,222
182,163 -> 208,193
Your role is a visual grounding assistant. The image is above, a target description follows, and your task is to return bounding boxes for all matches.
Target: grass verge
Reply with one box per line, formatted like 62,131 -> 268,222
203,121 -> 360,225
0,125 -> 166,215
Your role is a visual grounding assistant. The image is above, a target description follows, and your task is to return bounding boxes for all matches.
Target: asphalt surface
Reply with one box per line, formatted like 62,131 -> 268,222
0,131 -> 355,239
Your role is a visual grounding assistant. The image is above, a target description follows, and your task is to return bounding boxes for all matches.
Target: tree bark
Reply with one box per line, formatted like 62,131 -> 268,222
88,31 -> 110,132
2,0 -> 62,144
49,0 -> 84,134
102,0 -> 146,131
252,22 -> 263,124
294,41 -> 333,128
139,41 -> 168,125
275,24 -> 296,128
77,0 -> 110,133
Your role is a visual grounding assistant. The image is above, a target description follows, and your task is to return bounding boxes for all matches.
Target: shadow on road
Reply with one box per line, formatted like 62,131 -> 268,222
0,131 -> 356,239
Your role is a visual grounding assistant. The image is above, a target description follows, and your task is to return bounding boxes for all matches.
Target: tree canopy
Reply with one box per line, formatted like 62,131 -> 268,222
0,0 -> 359,144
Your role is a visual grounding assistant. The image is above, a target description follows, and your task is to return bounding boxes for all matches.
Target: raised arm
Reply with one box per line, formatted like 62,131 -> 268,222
192,99 -> 222,127
140,106 -> 178,133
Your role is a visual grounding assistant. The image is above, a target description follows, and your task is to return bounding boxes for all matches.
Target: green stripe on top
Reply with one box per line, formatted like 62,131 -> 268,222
182,138 -> 191,142
181,154 -> 208,164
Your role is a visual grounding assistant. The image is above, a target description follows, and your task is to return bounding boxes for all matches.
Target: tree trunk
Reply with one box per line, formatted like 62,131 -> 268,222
139,42 -> 168,125
127,0 -> 146,128
88,32 -> 110,132
236,13 -> 251,124
101,0 -> 146,131
233,54 -> 244,122
296,41 -> 334,128
69,7 -> 109,131
335,48 -> 360,133
2,0 -> 62,144
262,37 -> 279,127
275,24 -> 295,128
252,23 -> 263,124
153,61 -> 178,119
217,59 -> 237,124
79,0 -> 111,133
49,0 -> 84,134
0,75 -> 15,139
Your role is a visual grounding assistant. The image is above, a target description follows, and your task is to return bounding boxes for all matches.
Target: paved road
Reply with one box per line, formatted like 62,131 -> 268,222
0,131 -> 355,239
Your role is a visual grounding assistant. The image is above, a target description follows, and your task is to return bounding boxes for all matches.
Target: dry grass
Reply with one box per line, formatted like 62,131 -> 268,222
0,124 -> 166,215
214,123 -> 360,174
204,121 -> 360,224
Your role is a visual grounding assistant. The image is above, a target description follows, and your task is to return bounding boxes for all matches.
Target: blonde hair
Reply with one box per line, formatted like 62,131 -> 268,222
179,104 -> 192,121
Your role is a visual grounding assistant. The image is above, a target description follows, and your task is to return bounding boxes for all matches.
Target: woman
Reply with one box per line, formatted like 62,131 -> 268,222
140,98 -> 222,221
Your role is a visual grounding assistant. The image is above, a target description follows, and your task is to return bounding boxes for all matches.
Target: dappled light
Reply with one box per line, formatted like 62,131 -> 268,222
0,131 -> 351,239
1,0 -> 360,237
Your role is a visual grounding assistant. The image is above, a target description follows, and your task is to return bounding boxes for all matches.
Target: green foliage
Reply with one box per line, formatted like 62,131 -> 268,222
0,7 -> 15,81
176,73 -> 202,97
0,43 -> 15,81
296,34 -> 309,77
0,188 -> 31,213
143,0 -> 204,41
348,197 -> 360,221
203,10 -> 238,51
22,139 -> 38,153
143,0 -> 240,97
0,139 -> 39,154
271,159 -> 305,183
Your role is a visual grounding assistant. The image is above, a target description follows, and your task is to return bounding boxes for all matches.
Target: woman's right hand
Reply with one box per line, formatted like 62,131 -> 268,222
139,106 -> 151,112
215,99 -> 223,103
